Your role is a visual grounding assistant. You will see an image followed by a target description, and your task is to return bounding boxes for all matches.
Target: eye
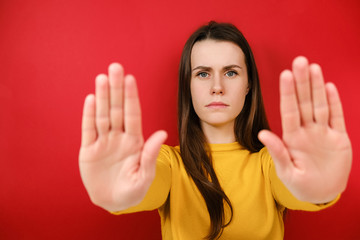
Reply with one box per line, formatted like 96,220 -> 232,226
225,71 -> 238,77
197,72 -> 209,78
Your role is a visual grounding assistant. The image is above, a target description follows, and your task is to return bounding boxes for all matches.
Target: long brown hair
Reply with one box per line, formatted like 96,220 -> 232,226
178,21 -> 270,240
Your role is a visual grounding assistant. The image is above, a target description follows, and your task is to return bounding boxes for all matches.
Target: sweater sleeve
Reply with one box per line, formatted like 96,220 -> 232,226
111,145 -> 172,215
260,147 -> 340,211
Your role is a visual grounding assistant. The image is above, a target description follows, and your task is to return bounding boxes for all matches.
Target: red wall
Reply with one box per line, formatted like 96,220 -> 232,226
1,0 -> 359,239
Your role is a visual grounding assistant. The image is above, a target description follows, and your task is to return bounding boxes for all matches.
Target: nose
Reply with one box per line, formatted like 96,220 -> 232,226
211,75 -> 224,95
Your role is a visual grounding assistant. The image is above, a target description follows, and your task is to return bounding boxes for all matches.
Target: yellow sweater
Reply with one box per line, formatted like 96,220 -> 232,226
114,142 -> 338,239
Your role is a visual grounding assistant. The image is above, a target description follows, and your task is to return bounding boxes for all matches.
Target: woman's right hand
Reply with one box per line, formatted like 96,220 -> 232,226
79,63 -> 167,212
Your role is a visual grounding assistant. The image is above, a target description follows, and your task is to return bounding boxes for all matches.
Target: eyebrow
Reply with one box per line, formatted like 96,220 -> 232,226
192,64 -> 242,72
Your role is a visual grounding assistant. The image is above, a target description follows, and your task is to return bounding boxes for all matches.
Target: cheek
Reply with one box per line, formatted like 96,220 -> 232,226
190,82 -> 199,108
191,93 -> 200,109
190,82 -> 206,115
231,84 -> 249,111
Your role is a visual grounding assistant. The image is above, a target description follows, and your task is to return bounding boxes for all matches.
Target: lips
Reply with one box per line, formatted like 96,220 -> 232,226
206,101 -> 229,108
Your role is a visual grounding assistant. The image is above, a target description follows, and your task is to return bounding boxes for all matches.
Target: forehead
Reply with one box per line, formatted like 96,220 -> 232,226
191,40 -> 245,68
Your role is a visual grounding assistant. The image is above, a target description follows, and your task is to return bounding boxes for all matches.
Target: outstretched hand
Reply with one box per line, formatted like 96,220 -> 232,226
259,56 -> 352,204
79,63 -> 167,211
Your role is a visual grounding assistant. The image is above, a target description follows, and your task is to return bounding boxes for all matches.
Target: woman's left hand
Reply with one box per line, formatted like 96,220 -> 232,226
259,56 -> 352,204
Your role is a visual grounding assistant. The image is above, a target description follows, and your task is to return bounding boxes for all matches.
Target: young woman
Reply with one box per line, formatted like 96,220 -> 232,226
79,22 -> 352,239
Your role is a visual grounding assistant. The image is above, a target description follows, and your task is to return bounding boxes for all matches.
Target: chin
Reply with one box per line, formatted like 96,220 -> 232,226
202,118 -> 235,128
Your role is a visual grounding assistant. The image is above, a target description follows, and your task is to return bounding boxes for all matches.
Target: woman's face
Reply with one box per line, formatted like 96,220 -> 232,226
190,39 -> 249,130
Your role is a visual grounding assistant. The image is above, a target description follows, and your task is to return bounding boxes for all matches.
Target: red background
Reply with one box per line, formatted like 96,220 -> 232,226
1,0 -> 359,239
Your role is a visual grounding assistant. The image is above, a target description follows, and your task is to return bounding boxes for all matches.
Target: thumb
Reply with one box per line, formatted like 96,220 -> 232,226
258,130 -> 292,177
140,130 -> 168,180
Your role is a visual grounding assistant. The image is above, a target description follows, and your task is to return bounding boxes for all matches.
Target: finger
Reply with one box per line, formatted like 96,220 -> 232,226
124,75 -> 142,135
108,63 -> 124,131
95,74 -> 110,135
140,131 -> 168,181
280,70 -> 301,133
81,94 -> 97,147
326,83 -> 346,132
292,56 -> 313,125
258,130 -> 293,177
310,64 -> 329,125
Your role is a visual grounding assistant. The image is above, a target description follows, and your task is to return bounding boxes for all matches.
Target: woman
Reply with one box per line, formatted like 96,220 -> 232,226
79,22 -> 352,239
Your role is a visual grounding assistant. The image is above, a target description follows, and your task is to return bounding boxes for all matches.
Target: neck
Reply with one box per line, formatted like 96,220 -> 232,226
201,121 -> 236,144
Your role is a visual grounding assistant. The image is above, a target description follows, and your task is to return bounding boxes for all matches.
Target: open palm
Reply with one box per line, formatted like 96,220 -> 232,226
259,57 -> 352,204
79,63 -> 167,211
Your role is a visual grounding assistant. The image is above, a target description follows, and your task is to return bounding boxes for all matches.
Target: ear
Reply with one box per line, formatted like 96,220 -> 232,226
246,85 -> 250,95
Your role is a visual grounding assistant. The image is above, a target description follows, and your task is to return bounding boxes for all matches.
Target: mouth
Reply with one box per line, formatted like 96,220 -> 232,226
205,102 -> 229,109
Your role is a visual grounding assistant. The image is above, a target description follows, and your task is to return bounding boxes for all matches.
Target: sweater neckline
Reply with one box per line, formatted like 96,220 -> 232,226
208,142 -> 242,152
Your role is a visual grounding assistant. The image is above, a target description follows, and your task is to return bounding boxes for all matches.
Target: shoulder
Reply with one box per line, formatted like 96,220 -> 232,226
258,146 -> 271,158
251,147 -> 274,172
159,144 -> 180,157
243,147 -> 272,164
158,144 -> 182,166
